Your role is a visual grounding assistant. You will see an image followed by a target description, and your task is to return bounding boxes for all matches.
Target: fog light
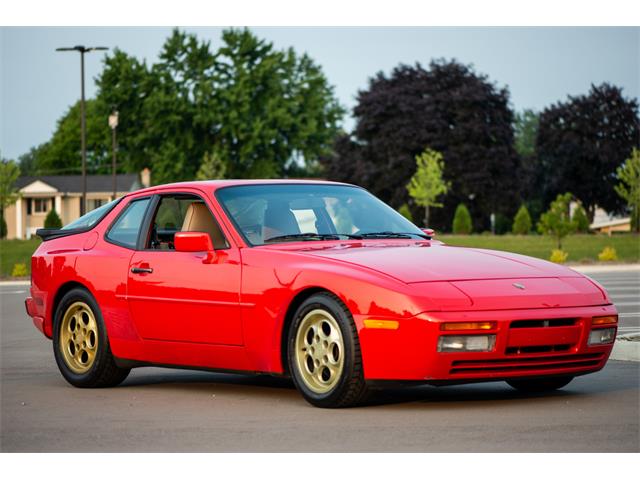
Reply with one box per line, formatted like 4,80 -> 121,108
588,327 -> 616,345
438,335 -> 496,352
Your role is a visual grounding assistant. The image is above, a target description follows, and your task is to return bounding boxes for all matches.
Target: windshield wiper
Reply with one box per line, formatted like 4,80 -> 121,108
264,233 -> 345,243
357,231 -> 430,240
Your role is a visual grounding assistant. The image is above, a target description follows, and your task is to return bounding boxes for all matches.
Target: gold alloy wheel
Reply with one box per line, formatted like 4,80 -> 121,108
59,301 -> 99,374
294,309 -> 345,394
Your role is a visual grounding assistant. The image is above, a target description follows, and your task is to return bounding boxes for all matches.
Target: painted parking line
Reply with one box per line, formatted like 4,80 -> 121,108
0,290 -> 27,295
619,313 -> 640,317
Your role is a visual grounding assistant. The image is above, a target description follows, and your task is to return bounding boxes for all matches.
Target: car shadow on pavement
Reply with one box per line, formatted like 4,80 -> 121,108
116,367 -> 595,408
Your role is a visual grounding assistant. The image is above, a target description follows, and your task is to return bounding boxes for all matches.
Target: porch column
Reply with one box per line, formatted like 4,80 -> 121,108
54,195 -> 62,216
15,198 -> 23,240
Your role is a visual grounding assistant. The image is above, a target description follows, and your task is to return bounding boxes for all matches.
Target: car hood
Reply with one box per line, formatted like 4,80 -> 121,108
293,241 -> 582,283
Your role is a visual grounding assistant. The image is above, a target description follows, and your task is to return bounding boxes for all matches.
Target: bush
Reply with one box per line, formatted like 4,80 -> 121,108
598,246 -> 618,262
549,249 -> 569,263
452,203 -> 473,234
572,205 -> 590,233
44,209 -> 62,229
494,213 -> 512,235
512,204 -> 532,235
11,263 -> 28,277
398,204 -> 413,222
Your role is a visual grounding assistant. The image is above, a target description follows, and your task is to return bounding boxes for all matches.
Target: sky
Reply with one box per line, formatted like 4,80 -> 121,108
1,26 -> 638,160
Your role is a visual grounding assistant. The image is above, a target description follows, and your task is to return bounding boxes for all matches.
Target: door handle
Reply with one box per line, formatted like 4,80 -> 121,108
131,267 -> 153,274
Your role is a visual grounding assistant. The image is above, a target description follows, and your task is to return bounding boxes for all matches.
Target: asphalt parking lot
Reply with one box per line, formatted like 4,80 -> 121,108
1,269 -> 638,452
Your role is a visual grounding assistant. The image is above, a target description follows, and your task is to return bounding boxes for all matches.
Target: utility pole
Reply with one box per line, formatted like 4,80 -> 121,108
56,45 -> 108,215
109,108 -> 119,199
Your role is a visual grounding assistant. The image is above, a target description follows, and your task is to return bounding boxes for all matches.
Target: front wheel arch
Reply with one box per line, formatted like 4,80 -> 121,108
280,287 -> 344,376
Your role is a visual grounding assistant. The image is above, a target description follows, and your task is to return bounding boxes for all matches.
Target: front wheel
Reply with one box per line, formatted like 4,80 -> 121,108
53,287 -> 130,388
287,292 -> 368,408
506,376 -> 573,393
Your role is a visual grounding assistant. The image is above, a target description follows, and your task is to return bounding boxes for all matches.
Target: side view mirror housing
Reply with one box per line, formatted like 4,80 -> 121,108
422,228 -> 435,237
174,231 -> 214,252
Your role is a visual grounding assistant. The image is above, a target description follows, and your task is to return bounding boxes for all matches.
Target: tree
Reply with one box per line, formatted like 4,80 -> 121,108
537,83 -> 640,221
406,148 -> 450,227
452,203 -> 473,234
44,209 -> 62,229
321,60 -> 519,232
0,159 -> 20,239
615,147 -> 640,232
212,28 -> 343,179
23,28 -> 344,185
196,150 -> 227,180
572,204 -> 590,233
514,109 -> 539,158
512,204 -> 532,234
537,193 -> 577,249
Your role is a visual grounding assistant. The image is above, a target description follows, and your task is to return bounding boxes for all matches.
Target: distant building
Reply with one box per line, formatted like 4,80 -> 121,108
4,168 -> 150,240
590,217 -> 632,234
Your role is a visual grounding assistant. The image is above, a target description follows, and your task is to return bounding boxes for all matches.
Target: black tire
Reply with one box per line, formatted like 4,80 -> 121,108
287,292 -> 368,408
53,287 -> 130,388
506,376 -> 573,393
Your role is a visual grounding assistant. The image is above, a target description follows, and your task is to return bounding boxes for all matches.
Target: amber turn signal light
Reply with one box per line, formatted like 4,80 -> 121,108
440,322 -> 496,331
591,315 -> 618,325
363,319 -> 400,330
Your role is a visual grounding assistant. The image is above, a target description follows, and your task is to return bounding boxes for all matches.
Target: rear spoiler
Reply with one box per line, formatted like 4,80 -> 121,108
35,228 -> 87,241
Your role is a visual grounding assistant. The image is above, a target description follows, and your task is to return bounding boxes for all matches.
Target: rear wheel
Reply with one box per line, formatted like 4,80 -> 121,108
53,287 -> 130,388
506,376 -> 573,393
288,292 -> 368,408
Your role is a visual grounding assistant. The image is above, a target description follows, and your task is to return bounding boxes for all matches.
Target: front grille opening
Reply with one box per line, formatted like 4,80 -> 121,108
506,344 -> 571,355
510,318 -> 577,329
448,352 -> 605,375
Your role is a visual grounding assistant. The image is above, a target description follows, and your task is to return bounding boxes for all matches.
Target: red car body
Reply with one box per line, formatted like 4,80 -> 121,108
26,180 -> 617,386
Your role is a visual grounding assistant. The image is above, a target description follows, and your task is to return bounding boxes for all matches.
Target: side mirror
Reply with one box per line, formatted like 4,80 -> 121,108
422,228 -> 435,237
174,231 -> 214,252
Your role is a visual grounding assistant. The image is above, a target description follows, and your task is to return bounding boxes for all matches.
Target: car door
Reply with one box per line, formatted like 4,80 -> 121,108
126,191 -> 243,346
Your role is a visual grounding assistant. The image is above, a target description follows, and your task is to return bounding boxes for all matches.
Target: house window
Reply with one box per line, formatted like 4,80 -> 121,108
87,199 -> 107,211
33,198 -> 50,214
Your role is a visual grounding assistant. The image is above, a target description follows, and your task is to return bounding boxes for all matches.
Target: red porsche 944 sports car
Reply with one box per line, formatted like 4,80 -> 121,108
26,180 -> 618,407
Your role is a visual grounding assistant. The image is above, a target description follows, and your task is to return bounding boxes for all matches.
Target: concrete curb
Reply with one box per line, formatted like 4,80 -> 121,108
611,334 -> 640,362
570,264 -> 640,273
610,340 -> 640,362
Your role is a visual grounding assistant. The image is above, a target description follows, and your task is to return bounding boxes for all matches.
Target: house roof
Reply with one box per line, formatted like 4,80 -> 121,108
15,174 -> 140,193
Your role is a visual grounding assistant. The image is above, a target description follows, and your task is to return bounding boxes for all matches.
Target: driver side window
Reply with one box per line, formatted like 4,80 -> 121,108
146,194 -> 228,250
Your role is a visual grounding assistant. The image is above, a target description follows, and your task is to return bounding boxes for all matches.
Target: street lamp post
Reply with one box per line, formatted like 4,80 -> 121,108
108,108 -> 119,200
56,45 -> 108,215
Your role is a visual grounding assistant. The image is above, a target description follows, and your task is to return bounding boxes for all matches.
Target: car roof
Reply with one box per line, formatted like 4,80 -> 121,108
125,178 -> 356,197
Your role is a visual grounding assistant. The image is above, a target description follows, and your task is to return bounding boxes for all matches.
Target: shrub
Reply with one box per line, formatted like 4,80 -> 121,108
512,205 -> 532,235
598,246 -> 618,262
44,209 -> 62,229
11,263 -> 28,277
398,204 -> 413,222
537,192 -> 576,249
452,203 -> 473,234
549,249 -> 569,263
572,204 -> 590,233
494,213 -> 512,235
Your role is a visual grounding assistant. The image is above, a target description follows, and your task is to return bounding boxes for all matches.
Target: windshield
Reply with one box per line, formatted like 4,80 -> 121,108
216,184 -> 424,246
61,199 -> 120,231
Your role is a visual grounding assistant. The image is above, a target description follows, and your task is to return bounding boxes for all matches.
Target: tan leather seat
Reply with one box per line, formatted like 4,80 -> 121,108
181,202 -> 227,249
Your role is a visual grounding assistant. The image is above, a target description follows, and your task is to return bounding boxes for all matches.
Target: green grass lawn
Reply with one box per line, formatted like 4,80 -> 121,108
439,233 -> 640,263
0,238 -> 41,277
0,233 -> 638,278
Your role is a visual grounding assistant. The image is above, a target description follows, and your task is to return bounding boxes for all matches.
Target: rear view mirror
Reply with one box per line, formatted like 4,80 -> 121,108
422,228 -> 435,237
174,232 -> 214,252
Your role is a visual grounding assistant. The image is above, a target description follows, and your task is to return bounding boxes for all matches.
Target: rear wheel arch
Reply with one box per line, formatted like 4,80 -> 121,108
51,281 -> 93,327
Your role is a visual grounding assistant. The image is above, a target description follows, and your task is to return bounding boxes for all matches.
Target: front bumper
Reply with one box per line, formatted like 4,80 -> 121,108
357,304 -> 617,382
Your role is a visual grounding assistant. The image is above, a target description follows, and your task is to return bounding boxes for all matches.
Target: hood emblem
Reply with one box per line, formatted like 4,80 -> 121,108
513,282 -> 526,290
